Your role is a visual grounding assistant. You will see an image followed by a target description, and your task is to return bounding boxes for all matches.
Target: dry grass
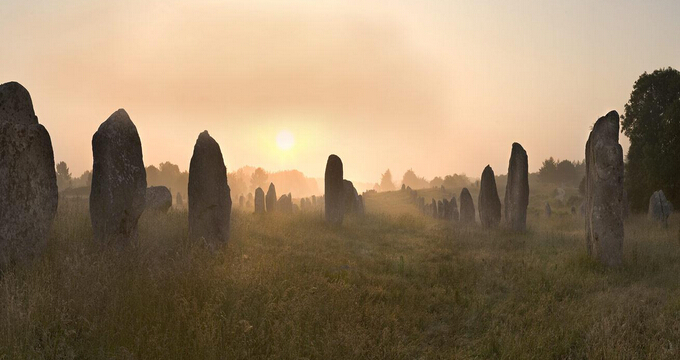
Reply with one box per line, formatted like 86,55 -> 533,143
1,190 -> 680,359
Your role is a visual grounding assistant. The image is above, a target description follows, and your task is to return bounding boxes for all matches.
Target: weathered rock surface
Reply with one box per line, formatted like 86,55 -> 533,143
325,155 -> 344,225
585,110 -> 624,266
0,82 -> 58,267
431,199 -> 438,218
438,200 -> 445,219
145,186 -> 172,213
266,183 -> 277,213
450,197 -> 460,221
278,193 -> 293,213
188,131 -> 232,243
504,143 -> 529,231
254,187 -> 265,214
649,190 -> 672,226
90,109 -> 146,246
478,165 -> 501,228
459,188 -> 476,224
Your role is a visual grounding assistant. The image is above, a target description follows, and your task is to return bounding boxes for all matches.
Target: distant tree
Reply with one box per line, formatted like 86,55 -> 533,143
55,161 -> 72,191
379,169 -> 396,191
442,174 -> 471,190
228,173 -> 248,202
556,160 -> 577,184
401,169 -> 430,189
429,176 -> 444,188
250,167 -> 268,191
621,67 -> 680,211
538,157 -> 557,183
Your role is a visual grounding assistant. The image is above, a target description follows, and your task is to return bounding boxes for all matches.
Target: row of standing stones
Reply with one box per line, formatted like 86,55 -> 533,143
411,143 -> 528,232
0,81 -> 672,268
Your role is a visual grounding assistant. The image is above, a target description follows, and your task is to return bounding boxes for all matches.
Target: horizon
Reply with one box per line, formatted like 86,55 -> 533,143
2,0 -> 679,183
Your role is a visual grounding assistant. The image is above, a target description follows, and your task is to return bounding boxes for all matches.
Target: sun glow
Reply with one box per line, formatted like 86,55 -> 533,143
276,130 -> 295,151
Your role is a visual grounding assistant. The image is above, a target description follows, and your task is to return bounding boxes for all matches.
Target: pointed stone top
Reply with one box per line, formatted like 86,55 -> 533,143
592,110 -> 620,142
512,142 -> 526,153
0,81 -> 37,125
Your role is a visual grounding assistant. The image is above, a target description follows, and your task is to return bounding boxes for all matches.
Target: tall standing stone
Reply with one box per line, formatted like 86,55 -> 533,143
266,183 -> 277,213
585,111 -> 624,266
648,190 -> 672,227
438,200 -> 445,219
459,188 -> 475,224
0,82 -> 58,267
254,187 -> 265,214
188,131 -> 232,243
504,143 -> 529,231
278,193 -> 293,213
325,154 -> 344,225
431,199 -> 438,218
239,195 -> 245,208
478,165 -> 501,228
176,192 -> 184,208
90,109 -> 146,246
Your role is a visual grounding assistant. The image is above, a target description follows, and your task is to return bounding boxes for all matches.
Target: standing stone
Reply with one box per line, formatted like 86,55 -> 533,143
278,193 -> 292,213
545,203 -> 552,217
0,82 -> 58,267
254,187 -> 265,214
239,195 -> 245,208
459,188 -> 475,224
438,200 -> 445,219
266,183 -> 277,213
145,186 -> 172,213
401,184 -> 406,191
90,109 -> 146,245
300,198 -> 307,210
176,192 -> 184,208
504,143 -> 529,231
585,110 -> 624,266
648,190 -> 672,227
311,195 -> 317,206
450,197 -> 460,221
325,154 -> 344,225
442,198 -> 450,219
431,199 -> 438,218
478,165 -> 501,228
188,131 -> 232,243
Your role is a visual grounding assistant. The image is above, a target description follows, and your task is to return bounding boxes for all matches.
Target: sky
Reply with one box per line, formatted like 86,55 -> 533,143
1,0 -> 678,184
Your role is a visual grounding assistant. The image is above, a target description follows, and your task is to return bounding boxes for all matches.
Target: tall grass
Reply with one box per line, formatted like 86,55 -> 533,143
1,194 -> 679,359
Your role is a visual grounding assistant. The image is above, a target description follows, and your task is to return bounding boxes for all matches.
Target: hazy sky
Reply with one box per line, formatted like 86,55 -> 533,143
1,0 -> 678,183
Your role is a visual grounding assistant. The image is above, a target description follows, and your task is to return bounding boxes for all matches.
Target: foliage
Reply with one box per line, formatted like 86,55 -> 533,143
378,169 -> 396,192
401,169 -> 430,189
621,67 -> 680,211
55,161 -> 72,191
538,157 -> 584,185
249,167 -> 268,192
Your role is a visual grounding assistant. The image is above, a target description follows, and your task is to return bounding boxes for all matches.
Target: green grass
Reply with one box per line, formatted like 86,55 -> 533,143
1,190 -> 680,359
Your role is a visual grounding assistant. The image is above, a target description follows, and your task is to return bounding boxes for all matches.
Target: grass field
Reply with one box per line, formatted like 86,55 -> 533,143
1,187 -> 680,359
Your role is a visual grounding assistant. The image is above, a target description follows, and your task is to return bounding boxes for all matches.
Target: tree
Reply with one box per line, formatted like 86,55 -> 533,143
401,169 -> 429,189
379,169 -> 396,191
250,167 -> 268,191
621,67 -> 680,211
538,157 -> 557,183
55,161 -> 72,191
429,176 -> 444,188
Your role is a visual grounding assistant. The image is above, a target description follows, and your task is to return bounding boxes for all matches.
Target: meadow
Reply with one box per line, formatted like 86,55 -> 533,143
1,186 -> 679,359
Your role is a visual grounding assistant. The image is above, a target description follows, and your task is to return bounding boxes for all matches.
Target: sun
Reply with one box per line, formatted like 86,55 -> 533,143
276,130 -> 295,151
